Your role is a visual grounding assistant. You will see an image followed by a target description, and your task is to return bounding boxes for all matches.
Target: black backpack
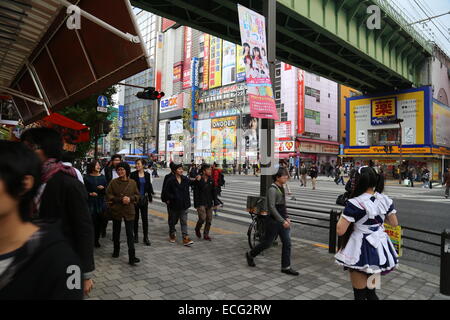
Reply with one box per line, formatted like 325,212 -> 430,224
218,172 -> 225,187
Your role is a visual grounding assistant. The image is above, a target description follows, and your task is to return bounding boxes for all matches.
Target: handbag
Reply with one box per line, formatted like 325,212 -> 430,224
138,194 -> 149,207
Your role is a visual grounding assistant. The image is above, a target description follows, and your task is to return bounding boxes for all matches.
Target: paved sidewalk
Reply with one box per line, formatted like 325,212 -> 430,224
86,205 -> 449,300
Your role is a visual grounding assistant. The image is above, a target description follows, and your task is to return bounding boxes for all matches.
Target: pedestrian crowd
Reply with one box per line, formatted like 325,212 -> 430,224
3,128 -> 440,301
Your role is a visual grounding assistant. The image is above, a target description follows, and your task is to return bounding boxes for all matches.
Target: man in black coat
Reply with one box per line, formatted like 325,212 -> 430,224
21,128 -> 95,296
193,164 -> 219,241
164,163 -> 194,246
103,154 -> 122,185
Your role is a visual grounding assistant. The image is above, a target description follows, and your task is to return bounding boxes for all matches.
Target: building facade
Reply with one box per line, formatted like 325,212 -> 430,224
344,86 -> 450,180
120,10 -> 160,154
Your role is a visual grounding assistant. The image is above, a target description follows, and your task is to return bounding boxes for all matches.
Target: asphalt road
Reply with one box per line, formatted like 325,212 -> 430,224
150,169 -> 449,276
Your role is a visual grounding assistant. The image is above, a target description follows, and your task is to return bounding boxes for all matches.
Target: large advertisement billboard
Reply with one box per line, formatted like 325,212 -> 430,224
209,36 -> 222,89
238,4 -> 278,120
211,116 -> 237,152
222,40 -> 236,86
433,100 -> 450,149
345,87 -> 430,156
195,119 -> 212,151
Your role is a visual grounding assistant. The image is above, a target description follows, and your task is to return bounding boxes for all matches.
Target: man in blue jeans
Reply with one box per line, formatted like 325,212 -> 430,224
246,168 -> 299,276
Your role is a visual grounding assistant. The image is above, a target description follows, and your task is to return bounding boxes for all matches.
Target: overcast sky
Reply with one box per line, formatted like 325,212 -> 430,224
388,0 -> 450,54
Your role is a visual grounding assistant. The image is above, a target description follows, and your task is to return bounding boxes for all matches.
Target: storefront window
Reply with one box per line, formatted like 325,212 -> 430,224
368,128 -> 400,145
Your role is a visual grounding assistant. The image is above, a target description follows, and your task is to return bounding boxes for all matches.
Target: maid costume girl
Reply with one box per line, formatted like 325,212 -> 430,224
335,192 -> 399,274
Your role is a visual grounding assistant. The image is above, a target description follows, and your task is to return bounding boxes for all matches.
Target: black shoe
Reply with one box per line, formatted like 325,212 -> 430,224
95,241 -> 101,248
129,257 -> 140,266
112,250 -> 119,258
246,252 -> 256,267
281,268 -> 299,276
144,238 -> 151,246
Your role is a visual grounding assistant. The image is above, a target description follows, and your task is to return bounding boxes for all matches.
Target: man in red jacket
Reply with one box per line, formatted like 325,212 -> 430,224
211,163 -> 224,216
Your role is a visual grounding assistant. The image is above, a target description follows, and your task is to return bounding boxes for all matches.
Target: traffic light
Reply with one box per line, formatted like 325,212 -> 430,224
245,136 -> 250,150
136,87 -> 165,100
102,120 -> 113,135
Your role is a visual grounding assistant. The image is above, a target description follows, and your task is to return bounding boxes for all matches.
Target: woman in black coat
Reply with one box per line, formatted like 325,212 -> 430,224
130,159 -> 155,246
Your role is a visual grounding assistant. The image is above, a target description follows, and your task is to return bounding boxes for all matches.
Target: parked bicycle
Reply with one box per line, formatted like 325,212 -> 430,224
246,196 -> 267,249
247,211 -> 267,249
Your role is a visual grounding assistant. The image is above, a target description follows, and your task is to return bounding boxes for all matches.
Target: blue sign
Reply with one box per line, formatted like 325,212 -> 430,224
97,95 -> 108,107
118,105 -> 124,138
191,57 -> 199,131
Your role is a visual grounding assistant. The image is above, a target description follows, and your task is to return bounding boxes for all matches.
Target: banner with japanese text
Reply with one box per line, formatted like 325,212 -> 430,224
209,36 -> 222,89
202,34 -> 210,90
297,69 -> 305,134
236,45 -> 246,82
238,4 -> 278,120
182,27 -> 192,89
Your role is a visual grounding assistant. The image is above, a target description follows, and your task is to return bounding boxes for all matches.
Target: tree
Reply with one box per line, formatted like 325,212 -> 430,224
59,86 -> 117,159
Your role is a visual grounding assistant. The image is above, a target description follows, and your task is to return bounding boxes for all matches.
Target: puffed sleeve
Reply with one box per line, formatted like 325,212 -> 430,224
342,201 -> 366,223
387,203 -> 397,216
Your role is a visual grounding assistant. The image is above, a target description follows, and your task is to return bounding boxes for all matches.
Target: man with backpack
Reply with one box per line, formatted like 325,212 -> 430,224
212,163 -> 224,216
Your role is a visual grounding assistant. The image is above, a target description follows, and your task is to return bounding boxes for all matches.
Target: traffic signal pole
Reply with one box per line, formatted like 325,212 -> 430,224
260,0 -> 276,197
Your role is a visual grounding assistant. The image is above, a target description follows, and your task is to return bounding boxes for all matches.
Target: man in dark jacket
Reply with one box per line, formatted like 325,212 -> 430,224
443,168 -> 450,199
103,154 -> 122,185
164,163 -> 194,246
20,128 -> 95,296
193,164 -> 219,241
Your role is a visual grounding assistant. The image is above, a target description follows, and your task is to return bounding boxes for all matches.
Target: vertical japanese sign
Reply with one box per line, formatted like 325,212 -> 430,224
222,40 -> 236,86
209,36 -> 222,89
202,34 -> 210,90
297,69 -> 305,134
182,27 -> 192,89
191,57 -> 199,124
118,105 -> 124,138
238,4 -> 278,120
236,45 -> 246,82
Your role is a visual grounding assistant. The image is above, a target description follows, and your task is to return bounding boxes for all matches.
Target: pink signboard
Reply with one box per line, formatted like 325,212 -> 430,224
238,5 -> 278,120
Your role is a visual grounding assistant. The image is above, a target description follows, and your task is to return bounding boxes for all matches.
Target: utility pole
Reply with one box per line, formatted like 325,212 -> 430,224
260,0 -> 276,197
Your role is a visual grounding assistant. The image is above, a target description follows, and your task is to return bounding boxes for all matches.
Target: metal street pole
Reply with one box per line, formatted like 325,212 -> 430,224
261,0 -> 276,197
397,119 -> 404,184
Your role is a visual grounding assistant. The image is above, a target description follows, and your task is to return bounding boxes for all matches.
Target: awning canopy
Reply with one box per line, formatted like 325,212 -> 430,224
41,112 -> 89,143
43,112 -> 87,131
1,0 -> 150,125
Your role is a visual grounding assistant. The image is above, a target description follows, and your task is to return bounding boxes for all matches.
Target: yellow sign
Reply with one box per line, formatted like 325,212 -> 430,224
349,89 -> 425,147
209,36 -> 222,89
344,146 -> 431,155
384,224 -> 402,257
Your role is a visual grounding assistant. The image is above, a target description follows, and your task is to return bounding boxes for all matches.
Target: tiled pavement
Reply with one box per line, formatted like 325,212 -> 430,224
86,205 -> 450,300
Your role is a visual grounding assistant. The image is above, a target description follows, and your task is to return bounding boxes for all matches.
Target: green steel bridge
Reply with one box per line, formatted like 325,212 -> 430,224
131,0 -> 434,94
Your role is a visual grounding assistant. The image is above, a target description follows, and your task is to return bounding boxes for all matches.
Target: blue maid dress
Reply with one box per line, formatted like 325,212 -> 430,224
335,192 -> 399,274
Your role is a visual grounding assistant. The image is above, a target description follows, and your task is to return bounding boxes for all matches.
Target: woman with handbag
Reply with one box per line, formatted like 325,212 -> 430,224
131,159 -> 155,246
106,162 -> 141,266
83,160 -> 107,248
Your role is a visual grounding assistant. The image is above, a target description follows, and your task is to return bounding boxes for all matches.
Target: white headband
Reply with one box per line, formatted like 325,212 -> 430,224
358,165 -> 369,174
